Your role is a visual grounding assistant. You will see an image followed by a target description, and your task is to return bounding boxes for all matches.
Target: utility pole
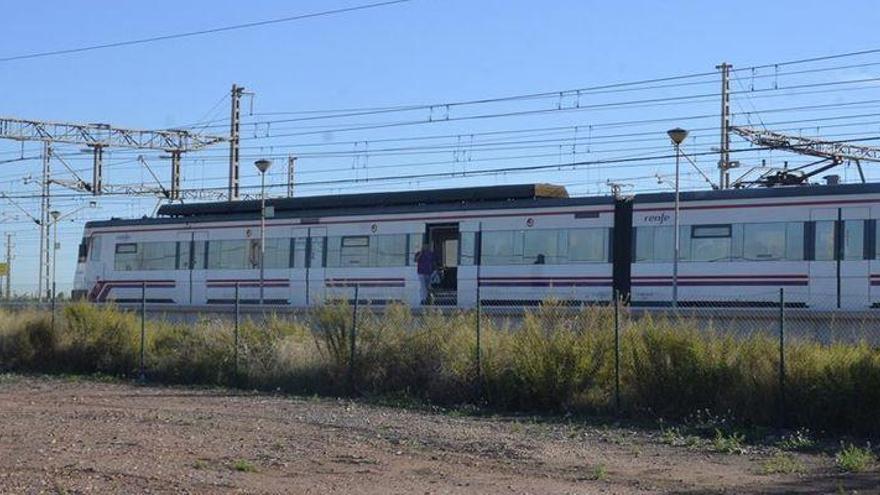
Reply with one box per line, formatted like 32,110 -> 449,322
38,143 -> 51,302
4,233 -> 11,301
169,150 -> 182,201
287,155 -> 297,197
90,145 -> 105,196
228,84 -> 245,201
717,62 -> 732,189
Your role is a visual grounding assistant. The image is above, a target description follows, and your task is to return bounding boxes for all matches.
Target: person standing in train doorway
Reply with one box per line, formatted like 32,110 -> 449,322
415,242 -> 436,304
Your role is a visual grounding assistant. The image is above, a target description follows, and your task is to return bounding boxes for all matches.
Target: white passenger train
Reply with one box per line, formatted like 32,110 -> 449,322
72,182 -> 880,309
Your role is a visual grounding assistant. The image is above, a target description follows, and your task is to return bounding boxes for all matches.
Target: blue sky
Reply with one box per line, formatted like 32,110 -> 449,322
1,0 -> 880,294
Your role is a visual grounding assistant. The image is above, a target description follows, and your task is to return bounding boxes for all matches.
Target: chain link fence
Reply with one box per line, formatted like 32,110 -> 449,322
1,284 -> 878,433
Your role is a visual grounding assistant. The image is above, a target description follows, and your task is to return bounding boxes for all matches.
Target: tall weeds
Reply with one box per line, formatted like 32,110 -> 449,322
0,301 -> 878,435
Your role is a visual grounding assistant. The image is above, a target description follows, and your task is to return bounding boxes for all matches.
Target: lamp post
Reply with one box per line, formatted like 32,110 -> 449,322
667,128 -> 688,309
254,159 -> 272,305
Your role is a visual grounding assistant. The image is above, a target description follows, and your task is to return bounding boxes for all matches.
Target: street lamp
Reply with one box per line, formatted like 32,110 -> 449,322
666,128 -> 688,309
254,159 -> 272,305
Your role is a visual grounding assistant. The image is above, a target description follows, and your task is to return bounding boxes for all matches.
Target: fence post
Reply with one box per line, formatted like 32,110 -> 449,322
349,284 -> 359,395
51,281 -> 57,333
234,282 -> 240,378
475,283 -> 482,399
778,287 -> 786,428
139,281 -> 146,383
614,289 -> 621,413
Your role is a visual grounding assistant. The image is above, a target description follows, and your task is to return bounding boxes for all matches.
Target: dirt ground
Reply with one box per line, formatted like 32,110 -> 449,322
0,375 -> 876,494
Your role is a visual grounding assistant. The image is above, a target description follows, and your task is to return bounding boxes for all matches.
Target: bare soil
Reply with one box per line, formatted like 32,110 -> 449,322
0,375 -> 876,494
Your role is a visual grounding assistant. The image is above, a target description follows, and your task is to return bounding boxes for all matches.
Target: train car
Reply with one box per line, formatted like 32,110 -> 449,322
72,181 -> 880,310
629,182 -> 880,309
72,184 -> 617,307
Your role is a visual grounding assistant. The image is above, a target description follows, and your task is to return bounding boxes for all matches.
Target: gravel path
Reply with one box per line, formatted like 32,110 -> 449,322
0,375 -> 875,494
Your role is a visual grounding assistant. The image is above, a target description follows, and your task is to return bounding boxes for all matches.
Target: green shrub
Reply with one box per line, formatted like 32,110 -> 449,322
712,429 -> 746,454
835,444 -> 876,472
0,301 -> 878,436
761,452 -> 805,474
0,311 -> 55,370
60,303 -> 140,374
312,302 -> 354,380
149,319 -> 234,385
503,303 -> 613,410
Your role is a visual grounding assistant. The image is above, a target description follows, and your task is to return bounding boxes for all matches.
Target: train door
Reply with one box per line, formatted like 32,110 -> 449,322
306,227 -> 327,305
840,207 -> 870,309
425,223 -> 459,305
290,227 -> 308,306
809,208 -> 870,309
808,208 -> 837,309
176,231 -> 208,306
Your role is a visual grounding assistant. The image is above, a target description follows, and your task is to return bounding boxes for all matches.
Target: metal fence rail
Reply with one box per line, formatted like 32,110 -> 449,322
3,284 -> 879,432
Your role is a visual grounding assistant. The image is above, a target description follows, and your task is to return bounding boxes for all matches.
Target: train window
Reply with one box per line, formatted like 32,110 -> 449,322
140,242 -> 177,271
115,243 -> 137,254
193,241 -> 207,270
843,220 -> 865,261
113,241 -> 177,271
114,243 -> 138,271
814,221 -> 836,261
633,227 -> 652,262
524,230 -> 561,264
308,237 -> 325,268
371,235 -> 407,267
786,222 -> 804,261
479,228 -> 611,265
78,239 -> 88,263
293,238 -> 307,268
89,236 -> 101,262
343,236 -> 369,247
692,224 -> 731,238
568,229 -> 607,262
481,231 -> 521,265
690,224 -> 731,262
742,223 -> 786,261
634,226 -> 677,262
264,238 -> 292,269
331,236 -> 370,267
178,241 -> 192,270
876,223 -> 880,260
649,226 -> 687,263
207,240 -> 250,270
408,234 -> 422,266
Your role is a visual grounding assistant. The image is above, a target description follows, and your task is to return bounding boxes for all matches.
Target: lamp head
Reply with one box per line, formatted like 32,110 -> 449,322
50,210 -> 61,220
254,159 -> 272,174
667,127 -> 689,145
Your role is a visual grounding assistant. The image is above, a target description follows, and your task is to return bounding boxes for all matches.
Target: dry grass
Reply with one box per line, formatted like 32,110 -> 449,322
1,302 -> 879,434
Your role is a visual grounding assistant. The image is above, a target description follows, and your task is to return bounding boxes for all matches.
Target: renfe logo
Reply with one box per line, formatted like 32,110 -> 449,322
643,212 -> 672,225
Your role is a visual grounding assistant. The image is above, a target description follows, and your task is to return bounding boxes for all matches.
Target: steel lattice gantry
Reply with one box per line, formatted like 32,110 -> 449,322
0,116 -> 226,198
731,125 -> 880,187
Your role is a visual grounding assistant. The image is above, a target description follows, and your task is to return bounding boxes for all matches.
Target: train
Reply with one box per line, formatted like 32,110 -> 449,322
72,181 -> 880,310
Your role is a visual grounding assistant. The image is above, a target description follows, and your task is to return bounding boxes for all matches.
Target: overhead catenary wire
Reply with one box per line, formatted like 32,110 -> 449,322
0,0 -> 412,63
4,137 -> 880,201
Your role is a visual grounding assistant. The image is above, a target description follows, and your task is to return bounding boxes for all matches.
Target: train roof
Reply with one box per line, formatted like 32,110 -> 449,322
633,181 -> 880,204
157,183 -> 570,218
86,183 -> 614,228
83,181 -> 880,230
